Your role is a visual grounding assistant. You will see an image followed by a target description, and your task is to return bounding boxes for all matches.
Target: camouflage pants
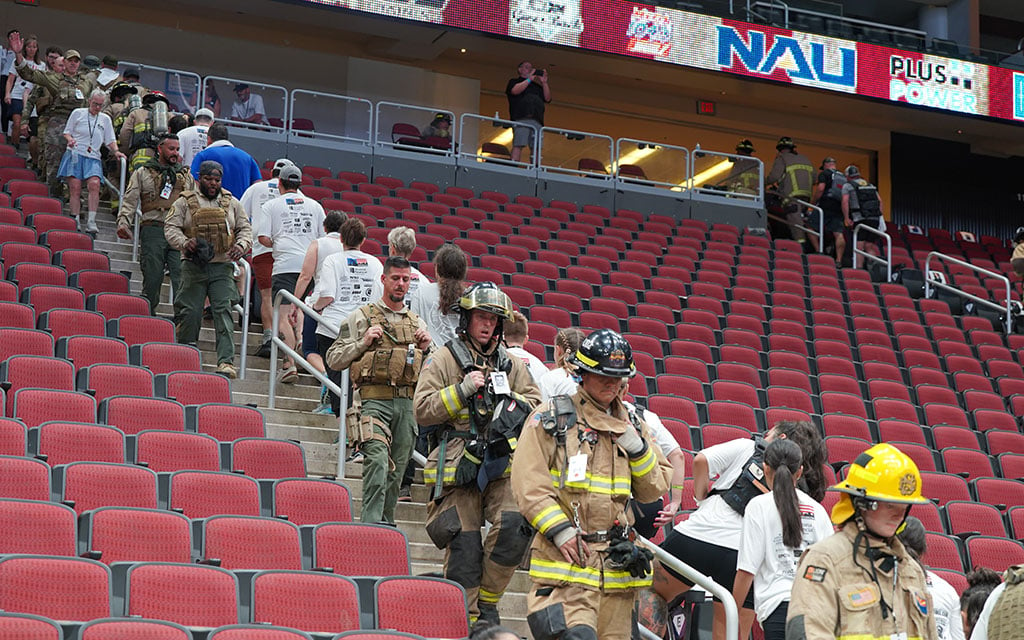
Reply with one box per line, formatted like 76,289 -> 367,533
44,114 -> 68,198
35,118 -> 47,176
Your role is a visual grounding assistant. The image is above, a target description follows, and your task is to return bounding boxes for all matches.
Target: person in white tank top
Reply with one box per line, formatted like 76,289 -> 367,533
538,327 -> 585,400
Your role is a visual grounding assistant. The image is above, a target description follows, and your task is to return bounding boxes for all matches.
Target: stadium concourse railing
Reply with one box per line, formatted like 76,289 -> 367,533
852,222 -> 893,280
116,62 -> 767,209
925,252 -> 1014,334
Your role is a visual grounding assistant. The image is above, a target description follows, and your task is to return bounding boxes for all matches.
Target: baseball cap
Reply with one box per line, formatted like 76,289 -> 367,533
234,83 -> 249,92
272,158 -> 294,172
64,49 -> 82,61
195,108 -> 215,120
278,165 -> 302,183
102,55 -> 118,67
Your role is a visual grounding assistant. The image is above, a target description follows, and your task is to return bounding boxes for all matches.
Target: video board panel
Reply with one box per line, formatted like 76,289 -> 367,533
301,0 -> 1022,125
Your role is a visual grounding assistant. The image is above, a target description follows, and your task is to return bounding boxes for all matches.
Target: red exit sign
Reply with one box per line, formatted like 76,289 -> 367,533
696,99 -> 716,115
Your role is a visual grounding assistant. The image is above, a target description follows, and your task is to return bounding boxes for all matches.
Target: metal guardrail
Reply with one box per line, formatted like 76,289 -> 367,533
373,101 -> 456,157
233,258 -> 251,380
120,62 -> 203,114
689,148 -> 764,206
267,289 -> 427,477
852,222 -> 893,278
288,90 -> 373,147
202,76 -> 288,133
636,535 -> 738,640
457,113 -> 537,171
749,0 -> 927,38
765,196 -> 825,253
925,251 -> 1013,334
614,138 -> 691,191
537,126 -> 615,181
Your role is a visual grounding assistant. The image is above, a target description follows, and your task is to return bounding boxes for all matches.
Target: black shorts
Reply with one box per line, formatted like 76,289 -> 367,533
856,217 -> 882,233
659,530 -> 755,609
822,208 -> 845,234
29,115 -> 38,137
271,272 -> 299,300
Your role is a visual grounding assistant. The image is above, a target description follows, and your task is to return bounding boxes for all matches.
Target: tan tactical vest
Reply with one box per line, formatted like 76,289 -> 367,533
141,168 -> 189,213
352,304 -> 424,397
183,190 -> 234,254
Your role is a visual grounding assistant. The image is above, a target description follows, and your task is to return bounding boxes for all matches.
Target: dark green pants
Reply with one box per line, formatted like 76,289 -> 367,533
140,224 -> 181,315
360,397 -> 416,525
174,260 -> 238,365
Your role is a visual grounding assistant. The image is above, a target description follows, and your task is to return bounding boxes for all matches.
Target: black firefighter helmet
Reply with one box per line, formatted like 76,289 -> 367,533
570,329 -> 636,378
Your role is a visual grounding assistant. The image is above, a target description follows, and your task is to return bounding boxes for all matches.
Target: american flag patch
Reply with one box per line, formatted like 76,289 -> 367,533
848,587 -> 876,607
799,503 -> 815,518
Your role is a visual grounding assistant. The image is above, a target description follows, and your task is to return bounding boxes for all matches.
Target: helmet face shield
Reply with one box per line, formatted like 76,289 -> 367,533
458,282 -> 513,320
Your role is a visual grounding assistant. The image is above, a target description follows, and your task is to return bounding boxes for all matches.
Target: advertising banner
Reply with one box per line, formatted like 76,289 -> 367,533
302,0 -> 1022,125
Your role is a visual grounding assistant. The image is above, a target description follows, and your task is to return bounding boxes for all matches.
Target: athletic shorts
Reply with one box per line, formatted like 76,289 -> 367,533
271,272 -> 299,300
660,530 -> 755,610
512,118 -> 540,148
252,253 -> 274,290
302,313 -> 319,358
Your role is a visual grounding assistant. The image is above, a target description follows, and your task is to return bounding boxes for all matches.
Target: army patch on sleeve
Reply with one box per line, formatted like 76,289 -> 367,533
803,565 -> 827,582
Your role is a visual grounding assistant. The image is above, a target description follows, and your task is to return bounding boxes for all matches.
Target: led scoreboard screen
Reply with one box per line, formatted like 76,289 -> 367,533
303,0 -> 1024,125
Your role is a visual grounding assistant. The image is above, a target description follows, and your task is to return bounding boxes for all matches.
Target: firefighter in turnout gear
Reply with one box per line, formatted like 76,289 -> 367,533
325,256 -> 432,525
116,133 -> 194,314
787,443 -> 938,640
120,91 -> 170,171
413,282 -> 541,628
766,136 -> 815,245
164,160 -> 251,379
511,329 -> 670,640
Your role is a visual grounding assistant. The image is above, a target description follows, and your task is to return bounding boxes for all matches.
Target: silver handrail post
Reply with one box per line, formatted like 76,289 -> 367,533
852,223 -> 892,279
636,536 -> 738,640
235,258 -> 251,380
925,251 -> 1013,334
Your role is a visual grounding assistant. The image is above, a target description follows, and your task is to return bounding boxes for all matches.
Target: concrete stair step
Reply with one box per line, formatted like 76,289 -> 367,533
78,190 -> 536,638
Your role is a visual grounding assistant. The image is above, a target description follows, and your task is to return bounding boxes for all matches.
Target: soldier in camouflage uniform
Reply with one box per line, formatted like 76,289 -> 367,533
11,35 -> 95,198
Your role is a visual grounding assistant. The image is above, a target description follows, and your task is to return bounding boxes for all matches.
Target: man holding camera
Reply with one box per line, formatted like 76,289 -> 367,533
506,61 -> 551,163
413,282 -> 541,629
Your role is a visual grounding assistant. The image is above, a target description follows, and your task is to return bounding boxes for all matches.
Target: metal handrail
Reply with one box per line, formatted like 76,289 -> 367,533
537,126 -> 615,180
119,62 -> 203,114
614,138 -> 691,190
852,222 -> 893,278
269,289 -> 348,475
288,90 -> 374,146
764,196 -> 824,252
925,251 -> 1013,334
636,535 -> 738,640
688,149 -> 764,205
268,289 -> 427,477
457,113 -> 537,170
373,101 -> 456,156
233,258 -> 251,380
202,76 -> 288,133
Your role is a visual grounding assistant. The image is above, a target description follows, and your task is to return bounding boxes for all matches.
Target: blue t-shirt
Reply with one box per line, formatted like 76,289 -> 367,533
191,141 -> 262,199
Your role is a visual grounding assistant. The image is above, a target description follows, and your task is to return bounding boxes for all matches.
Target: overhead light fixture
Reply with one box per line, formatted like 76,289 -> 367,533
489,129 -> 514,147
460,48 -> 467,53
690,159 -> 734,187
610,145 -> 658,172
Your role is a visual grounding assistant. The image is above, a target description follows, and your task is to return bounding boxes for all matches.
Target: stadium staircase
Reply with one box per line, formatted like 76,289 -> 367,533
91,202 -> 535,636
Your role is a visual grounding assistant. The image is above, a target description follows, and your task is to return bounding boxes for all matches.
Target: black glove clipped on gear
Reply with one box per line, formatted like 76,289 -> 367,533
188,237 -> 215,266
604,539 -> 654,578
455,439 -> 485,486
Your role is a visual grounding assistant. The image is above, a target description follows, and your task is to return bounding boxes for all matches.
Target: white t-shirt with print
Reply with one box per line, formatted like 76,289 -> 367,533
736,488 -> 834,622
177,124 -> 209,169
262,193 -> 325,275
240,178 -> 281,259
927,570 -> 965,640
63,108 -> 115,160
674,437 -> 755,549
314,249 -> 384,339
507,345 -> 548,386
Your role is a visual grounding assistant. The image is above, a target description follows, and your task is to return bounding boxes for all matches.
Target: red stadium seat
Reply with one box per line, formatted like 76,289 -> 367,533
81,506 -> 192,565
0,555 -> 111,622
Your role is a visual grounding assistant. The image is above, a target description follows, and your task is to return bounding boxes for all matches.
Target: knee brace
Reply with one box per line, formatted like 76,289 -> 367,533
446,530 -> 483,588
563,625 -> 598,640
527,602 -> 567,640
490,511 -> 533,567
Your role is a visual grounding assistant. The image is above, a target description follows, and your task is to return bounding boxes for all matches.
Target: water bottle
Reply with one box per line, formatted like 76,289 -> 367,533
406,344 -> 415,365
